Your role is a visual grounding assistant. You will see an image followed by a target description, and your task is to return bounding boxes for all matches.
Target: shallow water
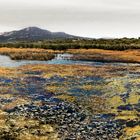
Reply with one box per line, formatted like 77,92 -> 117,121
0,53 -> 140,67
0,54 -> 139,139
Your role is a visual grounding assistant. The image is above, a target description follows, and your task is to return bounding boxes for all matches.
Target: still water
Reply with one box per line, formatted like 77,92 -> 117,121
0,54 -> 139,67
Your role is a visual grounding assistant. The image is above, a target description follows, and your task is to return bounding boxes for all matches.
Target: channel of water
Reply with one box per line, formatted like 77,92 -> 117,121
0,53 -> 139,67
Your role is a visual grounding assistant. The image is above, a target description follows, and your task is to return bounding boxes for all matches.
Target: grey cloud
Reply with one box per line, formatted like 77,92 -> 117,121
0,0 -> 140,38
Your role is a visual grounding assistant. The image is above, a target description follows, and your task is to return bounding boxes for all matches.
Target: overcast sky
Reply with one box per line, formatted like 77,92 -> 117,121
0,0 -> 140,38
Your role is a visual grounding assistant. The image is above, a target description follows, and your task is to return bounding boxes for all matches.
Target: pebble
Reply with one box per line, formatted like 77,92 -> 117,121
7,100 -> 124,140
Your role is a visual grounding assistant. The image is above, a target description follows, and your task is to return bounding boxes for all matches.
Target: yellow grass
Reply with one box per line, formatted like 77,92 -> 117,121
116,110 -> 139,120
55,95 -> 76,102
121,126 -> 140,140
68,49 -> 140,63
0,47 -> 55,60
2,97 -> 31,110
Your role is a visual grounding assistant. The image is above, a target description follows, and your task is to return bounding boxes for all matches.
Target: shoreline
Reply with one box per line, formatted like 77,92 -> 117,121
0,48 -> 140,64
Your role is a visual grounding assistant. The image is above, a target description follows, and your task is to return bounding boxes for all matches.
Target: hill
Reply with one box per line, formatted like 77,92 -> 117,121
0,27 -> 79,42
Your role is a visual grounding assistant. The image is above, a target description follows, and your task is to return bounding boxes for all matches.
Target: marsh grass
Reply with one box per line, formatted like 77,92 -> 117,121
0,63 -> 139,139
76,95 -> 110,115
0,48 -> 55,60
68,49 -> 140,63
1,47 -> 140,63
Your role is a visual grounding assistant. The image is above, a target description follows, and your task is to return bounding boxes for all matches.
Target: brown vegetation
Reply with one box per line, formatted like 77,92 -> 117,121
68,49 -> 140,63
0,48 -> 55,60
1,47 -> 140,63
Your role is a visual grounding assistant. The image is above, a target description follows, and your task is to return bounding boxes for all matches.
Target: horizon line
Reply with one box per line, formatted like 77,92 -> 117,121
0,26 -> 140,39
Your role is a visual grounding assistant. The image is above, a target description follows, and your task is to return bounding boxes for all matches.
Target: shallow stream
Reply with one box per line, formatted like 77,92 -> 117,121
0,53 -> 139,67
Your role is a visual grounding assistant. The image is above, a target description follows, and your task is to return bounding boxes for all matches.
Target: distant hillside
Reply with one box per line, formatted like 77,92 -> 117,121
0,27 -> 79,42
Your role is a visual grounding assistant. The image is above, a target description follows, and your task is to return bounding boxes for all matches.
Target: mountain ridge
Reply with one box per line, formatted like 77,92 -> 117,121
0,27 -> 80,42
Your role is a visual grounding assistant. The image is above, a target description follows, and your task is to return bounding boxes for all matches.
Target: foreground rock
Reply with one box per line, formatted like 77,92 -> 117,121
4,99 -> 124,140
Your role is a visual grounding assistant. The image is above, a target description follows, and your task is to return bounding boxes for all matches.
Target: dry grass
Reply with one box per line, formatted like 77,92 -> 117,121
0,47 -> 55,60
20,64 -> 128,79
1,47 -> 140,63
67,49 -> 140,63
121,125 -> 140,140
0,62 -> 139,139
6,116 -> 59,140
2,97 -> 31,111
55,95 -> 76,102
0,67 -> 18,77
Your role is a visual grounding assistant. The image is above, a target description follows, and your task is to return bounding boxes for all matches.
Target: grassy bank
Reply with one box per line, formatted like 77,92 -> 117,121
0,48 -> 55,60
67,49 -> 140,63
1,47 -> 140,63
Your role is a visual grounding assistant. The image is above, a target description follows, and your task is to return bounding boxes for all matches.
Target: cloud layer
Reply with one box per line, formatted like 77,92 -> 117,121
0,0 -> 140,38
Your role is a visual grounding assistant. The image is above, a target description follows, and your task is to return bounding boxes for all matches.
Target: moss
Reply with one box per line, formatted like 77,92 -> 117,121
76,95 -> 110,115
2,97 -> 31,111
18,133 -> 59,140
0,63 -> 139,139
2,116 -> 59,140
127,92 -> 140,104
109,95 -> 124,108
80,84 -> 94,91
0,110 -> 7,129
105,78 -> 127,95
55,94 -> 76,102
121,125 -> 140,140
116,110 -> 139,120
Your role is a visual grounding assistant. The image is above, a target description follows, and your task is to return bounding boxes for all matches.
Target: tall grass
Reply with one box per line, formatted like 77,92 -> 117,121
0,48 -> 55,60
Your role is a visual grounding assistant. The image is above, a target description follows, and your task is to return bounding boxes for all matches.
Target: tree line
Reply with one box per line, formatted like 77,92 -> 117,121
1,38 -> 140,50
